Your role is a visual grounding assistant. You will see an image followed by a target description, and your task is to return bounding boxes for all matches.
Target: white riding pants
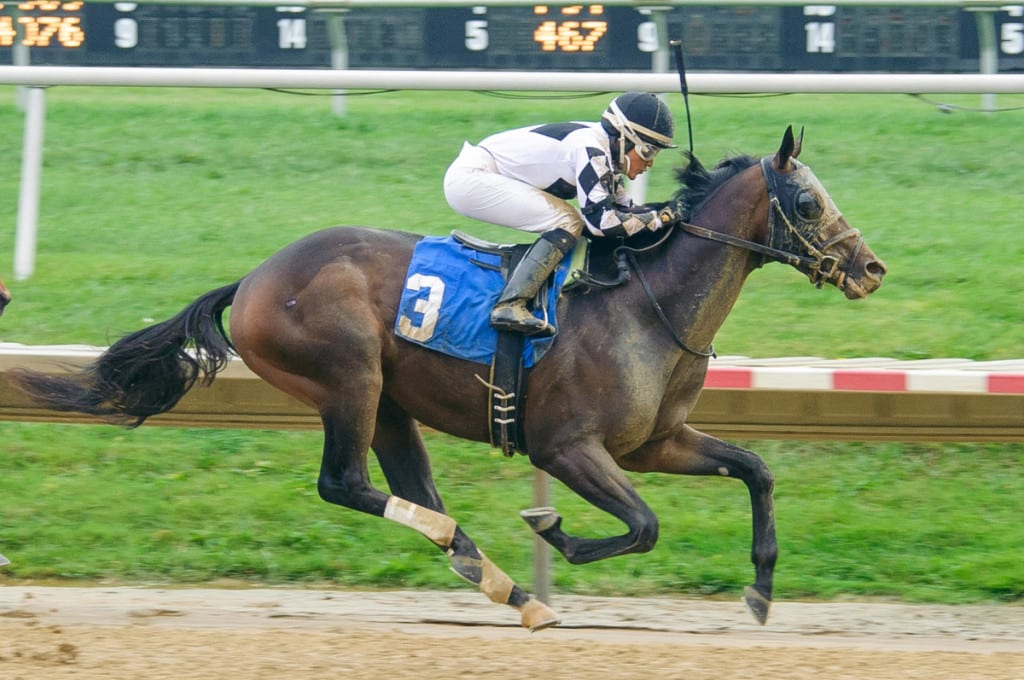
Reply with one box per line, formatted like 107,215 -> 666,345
443,142 -> 585,237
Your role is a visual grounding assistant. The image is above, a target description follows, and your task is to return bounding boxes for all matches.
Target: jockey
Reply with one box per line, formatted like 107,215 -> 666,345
444,91 -> 679,336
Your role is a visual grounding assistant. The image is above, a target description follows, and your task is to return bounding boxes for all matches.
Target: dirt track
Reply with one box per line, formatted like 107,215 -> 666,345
1,586 -> 1022,679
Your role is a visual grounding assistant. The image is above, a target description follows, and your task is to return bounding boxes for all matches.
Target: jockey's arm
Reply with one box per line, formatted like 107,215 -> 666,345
577,151 -> 667,238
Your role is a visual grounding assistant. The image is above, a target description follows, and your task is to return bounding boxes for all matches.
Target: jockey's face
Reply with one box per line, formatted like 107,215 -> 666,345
623,147 -> 655,180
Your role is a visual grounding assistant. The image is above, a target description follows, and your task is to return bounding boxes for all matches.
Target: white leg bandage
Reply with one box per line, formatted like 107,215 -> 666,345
478,552 -> 515,604
383,496 -> 457,548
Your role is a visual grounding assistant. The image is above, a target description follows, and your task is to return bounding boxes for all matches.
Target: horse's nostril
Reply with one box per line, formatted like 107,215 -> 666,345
866,260 -> 887,279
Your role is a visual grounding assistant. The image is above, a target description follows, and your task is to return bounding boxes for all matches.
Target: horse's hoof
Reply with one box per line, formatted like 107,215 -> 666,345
743,585 -> 771,625
519,596 -> 560,632
520,507 -> 560,533
0,553 -> 9,567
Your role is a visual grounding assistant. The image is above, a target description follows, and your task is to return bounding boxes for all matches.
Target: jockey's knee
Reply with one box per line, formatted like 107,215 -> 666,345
550,207 -> 585,238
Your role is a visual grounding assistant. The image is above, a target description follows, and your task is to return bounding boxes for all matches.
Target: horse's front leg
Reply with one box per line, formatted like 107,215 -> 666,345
621,425 -> 778,624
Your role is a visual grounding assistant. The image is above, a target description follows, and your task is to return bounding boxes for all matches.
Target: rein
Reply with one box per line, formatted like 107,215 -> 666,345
624,248 -> 715,358
571,229 -> 714,357
674,221 -> 815,269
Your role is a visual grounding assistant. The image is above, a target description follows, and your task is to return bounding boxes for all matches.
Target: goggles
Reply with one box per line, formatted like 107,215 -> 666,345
634,140 -> 660,162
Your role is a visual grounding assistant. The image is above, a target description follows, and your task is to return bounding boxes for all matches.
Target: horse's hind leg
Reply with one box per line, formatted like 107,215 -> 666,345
370,397 -> 447,512
355,397 -> 559,631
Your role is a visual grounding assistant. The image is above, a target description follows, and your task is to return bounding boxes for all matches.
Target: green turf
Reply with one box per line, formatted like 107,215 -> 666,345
0,87 -> 1020,603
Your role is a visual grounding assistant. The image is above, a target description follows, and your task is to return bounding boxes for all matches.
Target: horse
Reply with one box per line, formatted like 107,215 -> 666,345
11,126 -> 886,630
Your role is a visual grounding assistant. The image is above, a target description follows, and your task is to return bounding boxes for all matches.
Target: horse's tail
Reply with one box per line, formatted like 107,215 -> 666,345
10,280 -> 242,427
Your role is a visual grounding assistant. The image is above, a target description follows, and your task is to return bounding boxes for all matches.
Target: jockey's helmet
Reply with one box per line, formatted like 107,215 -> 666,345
601,92 -> 676,163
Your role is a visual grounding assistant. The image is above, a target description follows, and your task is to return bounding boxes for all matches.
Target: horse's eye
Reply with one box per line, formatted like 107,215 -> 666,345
795,191 -> 823,221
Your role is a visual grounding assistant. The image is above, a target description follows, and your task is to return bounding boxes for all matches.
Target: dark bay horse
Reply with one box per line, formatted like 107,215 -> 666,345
11,127 -> 886,630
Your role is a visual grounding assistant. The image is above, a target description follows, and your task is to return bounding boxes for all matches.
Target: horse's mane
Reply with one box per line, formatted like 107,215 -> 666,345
672,152 -> 760,220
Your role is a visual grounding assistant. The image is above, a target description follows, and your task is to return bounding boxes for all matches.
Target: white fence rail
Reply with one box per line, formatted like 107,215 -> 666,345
3,67 -> 1024,92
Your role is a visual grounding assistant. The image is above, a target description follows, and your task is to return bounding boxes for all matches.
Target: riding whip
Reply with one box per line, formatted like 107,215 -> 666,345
669,39 -> 695,155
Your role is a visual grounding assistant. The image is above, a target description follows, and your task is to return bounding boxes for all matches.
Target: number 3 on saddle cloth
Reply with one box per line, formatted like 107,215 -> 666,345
395,232 -> 581,455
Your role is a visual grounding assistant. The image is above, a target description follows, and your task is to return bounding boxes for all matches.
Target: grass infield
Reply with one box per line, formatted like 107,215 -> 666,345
0,87 -> 1020,603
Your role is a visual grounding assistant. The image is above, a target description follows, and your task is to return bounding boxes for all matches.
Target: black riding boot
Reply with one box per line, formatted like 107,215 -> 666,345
491,229 -> 577,336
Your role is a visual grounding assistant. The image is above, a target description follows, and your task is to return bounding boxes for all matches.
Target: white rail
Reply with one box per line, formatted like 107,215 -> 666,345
3,67 -> 1024,93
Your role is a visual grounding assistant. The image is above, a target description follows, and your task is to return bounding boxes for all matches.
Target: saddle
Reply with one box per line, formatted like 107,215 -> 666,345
450,231 -> 629,456
395,231 -> 630,457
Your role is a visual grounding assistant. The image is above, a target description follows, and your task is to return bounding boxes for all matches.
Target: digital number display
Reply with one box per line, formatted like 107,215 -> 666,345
1,3 -> 1021,72
420,5 -> 644,69
0,0 -> 84,48
531,4 -> 607,53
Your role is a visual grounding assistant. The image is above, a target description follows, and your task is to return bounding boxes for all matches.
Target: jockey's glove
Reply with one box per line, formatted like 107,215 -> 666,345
657,206 -> 681,227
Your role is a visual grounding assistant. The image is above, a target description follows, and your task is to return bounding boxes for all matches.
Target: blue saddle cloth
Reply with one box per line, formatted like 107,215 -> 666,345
394,235 -> 571,368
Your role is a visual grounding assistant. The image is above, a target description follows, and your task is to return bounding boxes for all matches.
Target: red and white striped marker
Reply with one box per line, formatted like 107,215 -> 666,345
704,358 -> 1024,394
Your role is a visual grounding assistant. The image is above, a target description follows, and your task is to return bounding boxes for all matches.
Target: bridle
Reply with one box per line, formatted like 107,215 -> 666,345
676,157 -> 863,290
757,156 -> 864,289
614,155 -> 866,357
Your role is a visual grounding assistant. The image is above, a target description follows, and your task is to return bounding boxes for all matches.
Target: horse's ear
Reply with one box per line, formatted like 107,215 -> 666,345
775,125 -> 804,168
792,126 -> 804,159
774,125 -> 800,169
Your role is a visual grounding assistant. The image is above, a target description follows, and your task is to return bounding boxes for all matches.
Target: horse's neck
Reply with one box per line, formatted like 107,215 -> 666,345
657,170 -> 767,349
